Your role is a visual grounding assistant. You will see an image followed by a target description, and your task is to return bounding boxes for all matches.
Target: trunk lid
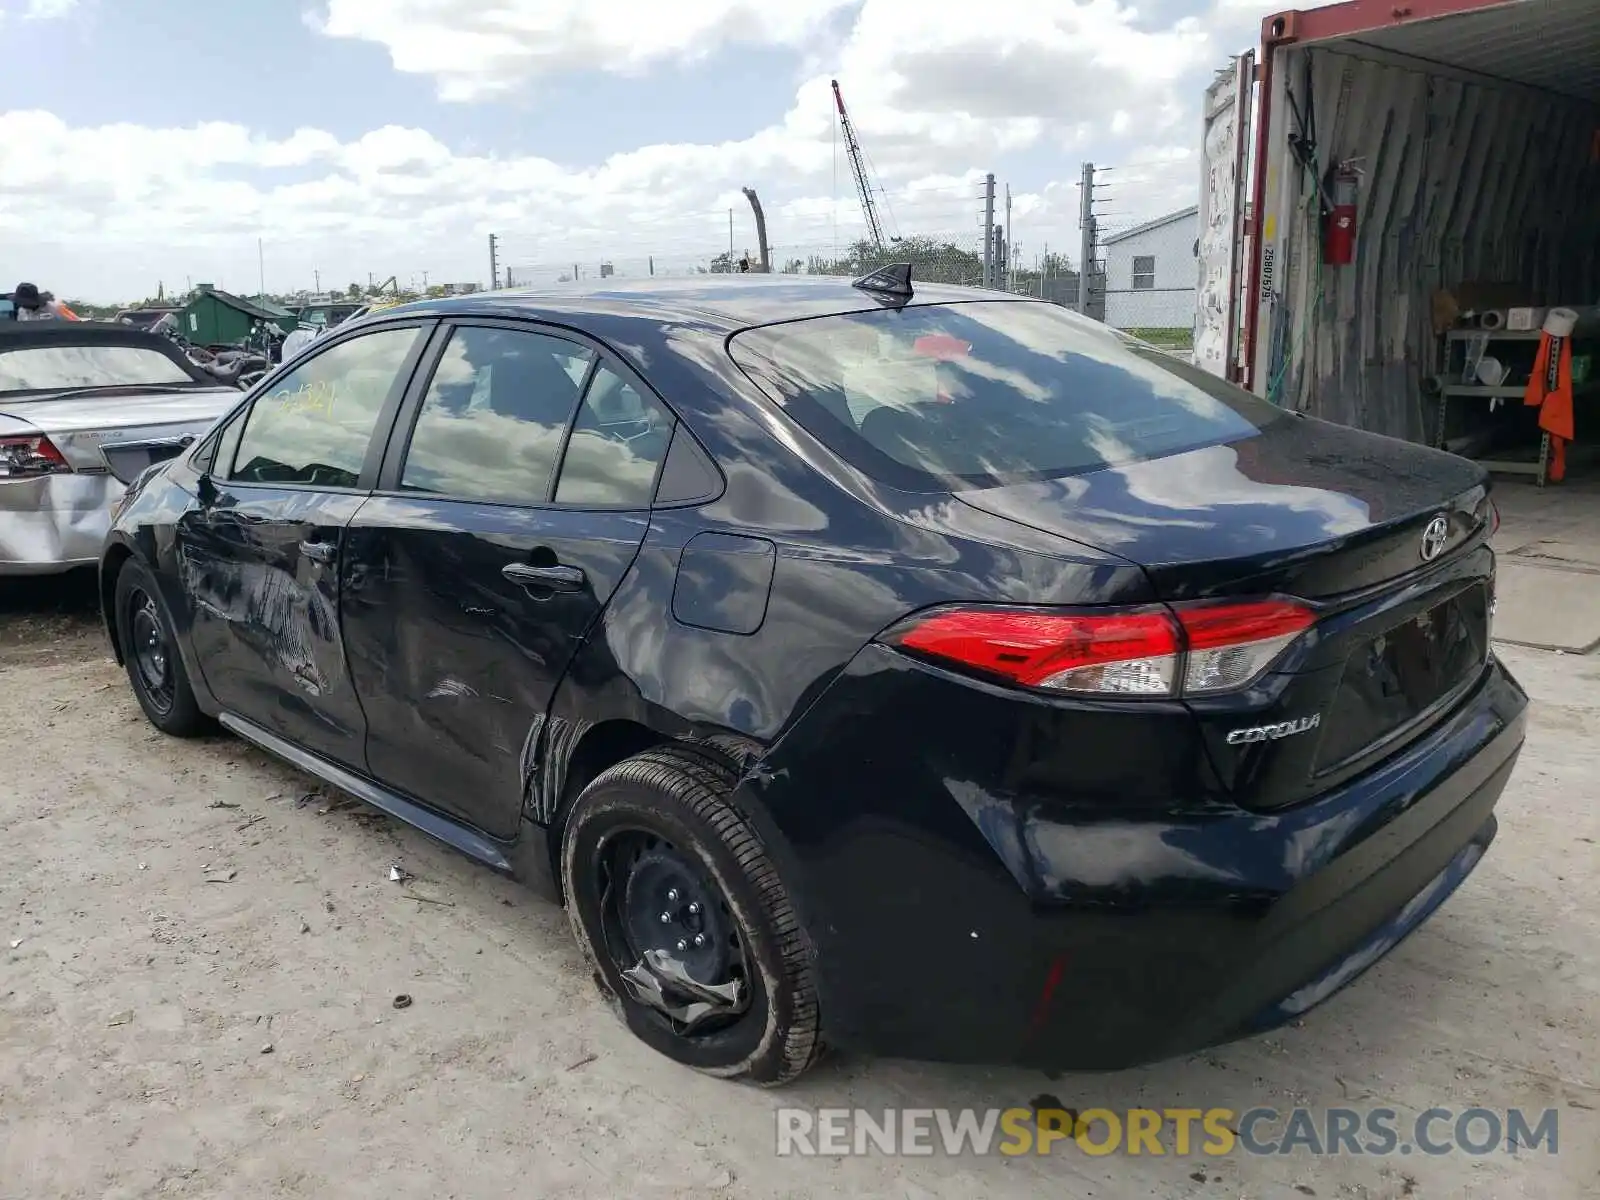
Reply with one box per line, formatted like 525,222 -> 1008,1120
955,412 -> 1492,601
958,415 -> 1497,809
0,386 -> 239,472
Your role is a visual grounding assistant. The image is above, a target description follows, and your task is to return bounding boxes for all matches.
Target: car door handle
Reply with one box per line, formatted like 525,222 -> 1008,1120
501,562 -> 585,591
299,540 -> 337,564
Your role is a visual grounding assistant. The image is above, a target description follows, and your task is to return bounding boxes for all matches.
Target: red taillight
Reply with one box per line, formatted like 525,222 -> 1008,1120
1176,600 -> 1315,694
883,598 -> 1315,698
1488,498 -> 1501,537
891,607 -> 1180,694
0,434 -> 70,478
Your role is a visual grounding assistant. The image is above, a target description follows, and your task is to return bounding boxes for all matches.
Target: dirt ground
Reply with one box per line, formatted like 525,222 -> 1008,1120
1,568 -> 1596,1200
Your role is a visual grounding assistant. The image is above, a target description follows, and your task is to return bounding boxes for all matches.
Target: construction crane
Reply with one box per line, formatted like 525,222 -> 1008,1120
831,79 -> 887,252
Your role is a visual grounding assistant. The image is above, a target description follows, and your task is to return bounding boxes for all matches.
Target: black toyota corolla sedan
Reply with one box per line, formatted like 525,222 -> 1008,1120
100,271 -> 1527,1084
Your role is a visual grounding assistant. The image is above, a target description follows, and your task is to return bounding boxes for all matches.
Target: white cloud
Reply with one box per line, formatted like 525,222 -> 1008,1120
0,0 -> 78,19
3,0 -> 1266,300
310,0 -> 859,101
24,0 -> 79,17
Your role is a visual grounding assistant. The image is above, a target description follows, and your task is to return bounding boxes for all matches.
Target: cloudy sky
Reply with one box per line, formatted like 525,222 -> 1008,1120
1,0 -> 1277,302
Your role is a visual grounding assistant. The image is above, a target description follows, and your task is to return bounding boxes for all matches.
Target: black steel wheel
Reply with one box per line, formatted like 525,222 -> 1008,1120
128,588 -> 174,714
114,558 -> 209,737
561,747 -> 821,1085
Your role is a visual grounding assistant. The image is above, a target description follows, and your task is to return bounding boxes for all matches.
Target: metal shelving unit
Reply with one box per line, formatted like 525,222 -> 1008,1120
1443,384 -> 1534,398
1445,329 -> 1545,342
1435,327 -> 1592,486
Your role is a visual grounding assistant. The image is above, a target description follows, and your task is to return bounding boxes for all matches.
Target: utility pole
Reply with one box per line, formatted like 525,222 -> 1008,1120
1003,184 -> 1012,291
422,270 -> 429,290
488,233 -> 500,290
981,173 -> 996,289
1077,162 -> 1097,315
649,255 -> 655,277
728,208 -> 734,260
313,269 -> 320,295
257,237 -> 266,300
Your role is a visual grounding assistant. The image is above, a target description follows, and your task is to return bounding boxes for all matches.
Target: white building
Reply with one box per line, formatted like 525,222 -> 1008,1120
1101,205 -> 1199,331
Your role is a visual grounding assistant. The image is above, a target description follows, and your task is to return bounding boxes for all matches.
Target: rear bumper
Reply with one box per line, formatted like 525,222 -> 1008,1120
745,646 -> 1528,1069
0,474 -> 119,575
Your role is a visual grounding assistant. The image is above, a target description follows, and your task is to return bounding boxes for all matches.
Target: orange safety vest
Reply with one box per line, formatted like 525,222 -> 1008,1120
1524,330 -> 1575,482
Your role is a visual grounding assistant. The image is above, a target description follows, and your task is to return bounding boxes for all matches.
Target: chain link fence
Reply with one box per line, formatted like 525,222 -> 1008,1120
493,172 -> 1199,356
496,231 -> 1201,372
503,238 -> 997,289
1087,165 -> 1200,351
998,254 -> 1085,308
503,245 -> 1107,322
768,235 -> 990,286
498,182 -> 1008,292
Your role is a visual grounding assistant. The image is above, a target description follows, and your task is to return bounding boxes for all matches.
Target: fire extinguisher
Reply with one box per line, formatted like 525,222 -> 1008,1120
1323,162 -> 1360,266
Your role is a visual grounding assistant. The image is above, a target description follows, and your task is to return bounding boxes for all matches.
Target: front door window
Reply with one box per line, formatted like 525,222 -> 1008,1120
228,327 -> 422,487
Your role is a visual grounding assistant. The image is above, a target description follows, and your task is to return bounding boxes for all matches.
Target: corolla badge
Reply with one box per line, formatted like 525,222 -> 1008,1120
1420,515 -> 1449,562
1225,714 -> 1322,745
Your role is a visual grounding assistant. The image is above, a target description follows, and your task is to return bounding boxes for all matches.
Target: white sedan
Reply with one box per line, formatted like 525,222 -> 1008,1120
0,321 -> 242,575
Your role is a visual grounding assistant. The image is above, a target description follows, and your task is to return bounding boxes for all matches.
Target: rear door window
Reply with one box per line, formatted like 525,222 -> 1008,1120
229,326 -> 421,488
552,363 -> 674,507
399,326 -> 593,504
728,301 -> 1284,492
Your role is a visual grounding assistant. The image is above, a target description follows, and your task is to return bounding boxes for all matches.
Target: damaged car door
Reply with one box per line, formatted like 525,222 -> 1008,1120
177,324 -> 431,766
340,324 -> 675,838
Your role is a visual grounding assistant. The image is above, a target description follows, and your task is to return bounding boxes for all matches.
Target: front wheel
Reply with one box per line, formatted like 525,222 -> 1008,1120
560,748 -> 822,1085
114,559 -> 210,737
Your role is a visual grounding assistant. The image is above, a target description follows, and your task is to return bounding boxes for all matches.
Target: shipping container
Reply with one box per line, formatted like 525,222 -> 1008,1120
1197,0 -> 1600,484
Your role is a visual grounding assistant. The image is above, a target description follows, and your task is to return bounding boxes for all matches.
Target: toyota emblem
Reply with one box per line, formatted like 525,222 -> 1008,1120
1420,515 -> 1449,562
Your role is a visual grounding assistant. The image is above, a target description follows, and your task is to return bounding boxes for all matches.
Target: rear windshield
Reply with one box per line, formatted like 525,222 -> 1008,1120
0,344 -> 196,392
728,300 -> 1284,491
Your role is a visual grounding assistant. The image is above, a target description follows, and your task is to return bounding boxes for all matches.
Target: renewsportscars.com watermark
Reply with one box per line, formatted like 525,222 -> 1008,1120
775,1106 -> 1561,1158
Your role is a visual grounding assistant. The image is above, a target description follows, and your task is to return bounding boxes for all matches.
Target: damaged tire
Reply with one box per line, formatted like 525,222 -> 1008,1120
560,747 -> 821,1085
115,559 -> 209,737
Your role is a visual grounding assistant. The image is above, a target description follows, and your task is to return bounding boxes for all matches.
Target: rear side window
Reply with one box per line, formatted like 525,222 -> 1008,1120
553,363 -> 674,507
231,327 -> 420,488
728,301 -> 1283,492
400,326 -> 594,504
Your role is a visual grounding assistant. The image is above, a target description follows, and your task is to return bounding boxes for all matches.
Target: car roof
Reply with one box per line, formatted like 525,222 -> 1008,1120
377,274 -> 1024,334
0,319 -> 213,386
0,319 -> 170,345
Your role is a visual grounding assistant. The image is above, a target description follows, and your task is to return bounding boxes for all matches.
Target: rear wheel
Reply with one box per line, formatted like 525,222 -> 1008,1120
115,559 -> 210,737
560,748 -> 821,1085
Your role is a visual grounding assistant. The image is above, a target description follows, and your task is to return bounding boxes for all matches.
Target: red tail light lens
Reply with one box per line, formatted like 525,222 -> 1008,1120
883,599 -> 1315,698
1177,600 -> 1315,694
889,607 -> 1180,695
0,434 -> 70,478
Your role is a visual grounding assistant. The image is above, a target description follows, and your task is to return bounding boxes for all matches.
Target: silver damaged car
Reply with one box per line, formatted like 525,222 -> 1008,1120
0,321 -> 242,575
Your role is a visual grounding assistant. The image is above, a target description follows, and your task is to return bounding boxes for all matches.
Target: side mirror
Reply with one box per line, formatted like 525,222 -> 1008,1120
197,472 -> 218,506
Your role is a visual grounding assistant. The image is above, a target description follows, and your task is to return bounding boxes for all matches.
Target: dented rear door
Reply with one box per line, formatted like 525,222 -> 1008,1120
340,325 -> 674,839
